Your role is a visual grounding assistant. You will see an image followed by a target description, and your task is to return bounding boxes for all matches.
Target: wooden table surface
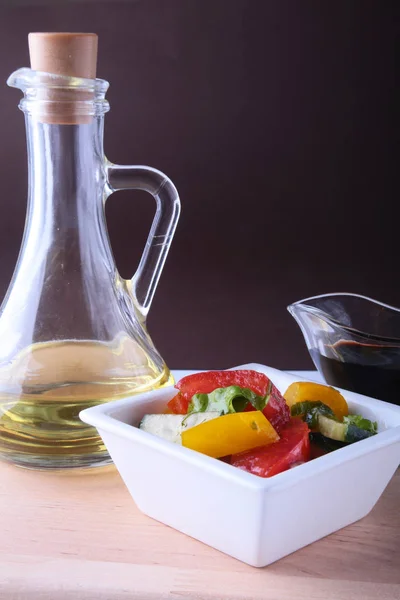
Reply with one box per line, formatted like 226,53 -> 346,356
0,461 -> 399,600
1,370 -> 399,599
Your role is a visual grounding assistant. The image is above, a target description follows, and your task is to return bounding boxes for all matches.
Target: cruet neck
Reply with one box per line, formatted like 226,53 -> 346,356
7,68 -> 110,124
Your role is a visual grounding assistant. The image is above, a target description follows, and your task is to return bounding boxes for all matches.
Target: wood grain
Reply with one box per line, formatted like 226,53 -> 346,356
0,462 -> 399,600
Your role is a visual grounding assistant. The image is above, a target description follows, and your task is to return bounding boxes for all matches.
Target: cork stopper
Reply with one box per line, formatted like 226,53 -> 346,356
28,32 -> 98,124
28,32 -> 98,79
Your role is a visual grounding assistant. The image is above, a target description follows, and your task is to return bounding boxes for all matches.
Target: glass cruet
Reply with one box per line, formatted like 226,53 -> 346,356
0,33 -> 180,470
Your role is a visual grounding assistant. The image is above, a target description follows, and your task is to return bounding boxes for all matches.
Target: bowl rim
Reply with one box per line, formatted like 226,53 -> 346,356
80,363 -> 400,492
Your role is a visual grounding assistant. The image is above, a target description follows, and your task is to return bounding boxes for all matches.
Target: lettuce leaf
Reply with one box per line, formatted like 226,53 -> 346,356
291,401 -> 335,428
188,386 -> 266,415
343,414 -> 378,435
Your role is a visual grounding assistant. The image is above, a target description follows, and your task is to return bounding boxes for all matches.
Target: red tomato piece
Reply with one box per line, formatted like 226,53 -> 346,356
176,370 -> 270,399
230,418 -> 310,477
261,385 -> 291,433
167,393 -> 189,414
174,369 -> 290,432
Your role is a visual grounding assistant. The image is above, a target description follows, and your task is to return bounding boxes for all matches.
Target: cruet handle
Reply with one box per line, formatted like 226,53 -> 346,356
106,163 -> 180,318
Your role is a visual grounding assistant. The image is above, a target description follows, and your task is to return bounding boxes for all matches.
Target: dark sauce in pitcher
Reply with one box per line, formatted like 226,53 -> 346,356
310,340 -> 400,405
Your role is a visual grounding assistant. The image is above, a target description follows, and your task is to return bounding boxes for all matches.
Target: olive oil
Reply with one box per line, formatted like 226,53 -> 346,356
0,337 -> 173,469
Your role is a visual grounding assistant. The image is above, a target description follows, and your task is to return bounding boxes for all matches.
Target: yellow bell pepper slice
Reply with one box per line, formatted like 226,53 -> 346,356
181,411 -> 279,458
283,381 -> 348,419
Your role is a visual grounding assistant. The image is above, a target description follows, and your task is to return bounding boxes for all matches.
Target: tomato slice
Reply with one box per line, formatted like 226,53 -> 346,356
169,369 -> 290,432
176,370 -> 270,399
260,385 -> 291,434
230,418 -> 310,477
166,393 -> 188,414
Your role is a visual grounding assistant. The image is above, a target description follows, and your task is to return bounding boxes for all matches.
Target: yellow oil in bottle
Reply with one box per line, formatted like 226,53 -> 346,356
0,335 -> 173,469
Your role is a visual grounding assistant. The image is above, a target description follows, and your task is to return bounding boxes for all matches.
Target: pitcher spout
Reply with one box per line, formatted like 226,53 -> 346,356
288,292 -> 400,343
7,67 -> 109,92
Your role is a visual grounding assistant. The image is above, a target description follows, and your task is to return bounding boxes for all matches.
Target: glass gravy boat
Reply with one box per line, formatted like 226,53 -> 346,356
288,293 -> 400,405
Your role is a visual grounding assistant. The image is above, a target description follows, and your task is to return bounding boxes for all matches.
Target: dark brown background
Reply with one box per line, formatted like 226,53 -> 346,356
0,1 -> 397,370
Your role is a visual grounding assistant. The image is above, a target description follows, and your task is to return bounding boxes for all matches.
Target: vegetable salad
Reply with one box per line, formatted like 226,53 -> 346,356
139,370 -> 378,478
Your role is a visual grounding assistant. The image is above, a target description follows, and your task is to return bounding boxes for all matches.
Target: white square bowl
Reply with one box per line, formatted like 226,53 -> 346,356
80,363 -> 400,567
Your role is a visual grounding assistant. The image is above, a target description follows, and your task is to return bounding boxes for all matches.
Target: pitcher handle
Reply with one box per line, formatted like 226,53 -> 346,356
106,162 -> 180,318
